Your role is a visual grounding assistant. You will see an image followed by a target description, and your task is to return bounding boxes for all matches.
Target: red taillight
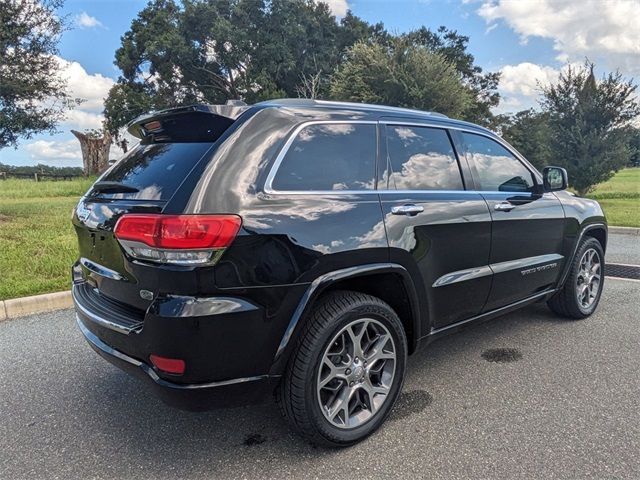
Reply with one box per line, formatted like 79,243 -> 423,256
114,214 -> 241,249
150,354 -> 185,375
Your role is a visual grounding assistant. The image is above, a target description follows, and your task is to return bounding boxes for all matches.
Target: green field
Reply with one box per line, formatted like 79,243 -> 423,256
0,178 -> 94,300
0,170 -> 638,301
586,168 -> 640,227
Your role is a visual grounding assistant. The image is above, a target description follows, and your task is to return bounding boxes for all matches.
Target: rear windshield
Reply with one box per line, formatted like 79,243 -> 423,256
89,143 -> 213,201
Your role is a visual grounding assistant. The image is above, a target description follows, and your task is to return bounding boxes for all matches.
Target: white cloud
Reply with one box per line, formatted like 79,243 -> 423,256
75,12 -> 103,29
63,109 -> 104,131
316,0 -> 349,17
25,139 -> 81,161
499,62 -> 559,97
494,62 -> 560,114
22,58 -> 117,163
59,58 -> 115,112
56,57 -> 115,129
477,0 -> 640,76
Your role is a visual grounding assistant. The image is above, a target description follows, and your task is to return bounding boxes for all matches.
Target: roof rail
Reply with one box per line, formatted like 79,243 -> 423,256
255,98 -> 448,119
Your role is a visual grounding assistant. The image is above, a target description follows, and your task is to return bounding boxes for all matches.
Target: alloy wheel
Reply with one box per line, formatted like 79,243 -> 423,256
316,318 -> 396,429
576,247 -> 602,309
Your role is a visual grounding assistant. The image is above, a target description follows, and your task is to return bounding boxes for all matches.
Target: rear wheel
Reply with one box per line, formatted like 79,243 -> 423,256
548,237 -> 605,319
277,290 -> 407,447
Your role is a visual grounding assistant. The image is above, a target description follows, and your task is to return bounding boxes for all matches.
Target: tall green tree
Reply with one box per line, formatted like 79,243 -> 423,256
629,128 -> 640,167
329,39 -> 475,119
0,0 -> 71,148
103,1 -> 501,138
541,62 -> 640,196
104,0 -> 370,138
500,109 -> 552,170
402,26 -> 500,125
104,0 -> 194,140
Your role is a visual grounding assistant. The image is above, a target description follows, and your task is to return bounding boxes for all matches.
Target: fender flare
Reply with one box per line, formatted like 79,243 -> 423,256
557,222 -> 607,289
270,263 -> 422,373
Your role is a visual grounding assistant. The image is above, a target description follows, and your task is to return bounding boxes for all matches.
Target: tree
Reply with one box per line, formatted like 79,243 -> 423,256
103,0 -> 367,138
71,128 -> 112,175
499,109 -> 552,170
402,26 -> 500,125
628,128 -> 640,167
540,62 -> 640,196
103,1 -> 501,138
0,0 -> 72,148
329,39 -> 474,119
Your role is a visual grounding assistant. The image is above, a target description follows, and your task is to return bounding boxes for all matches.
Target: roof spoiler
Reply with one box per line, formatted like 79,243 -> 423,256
127,101 -> 250,141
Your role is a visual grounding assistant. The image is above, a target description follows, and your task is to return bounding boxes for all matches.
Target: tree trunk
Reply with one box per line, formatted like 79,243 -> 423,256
71,130 -> 112,175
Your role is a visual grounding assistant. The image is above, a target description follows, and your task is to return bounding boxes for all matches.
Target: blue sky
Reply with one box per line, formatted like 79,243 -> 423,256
2,0 -> 638,167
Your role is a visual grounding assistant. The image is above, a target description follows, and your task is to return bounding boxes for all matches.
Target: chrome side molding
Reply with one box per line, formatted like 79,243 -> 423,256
433,254 -> 564,288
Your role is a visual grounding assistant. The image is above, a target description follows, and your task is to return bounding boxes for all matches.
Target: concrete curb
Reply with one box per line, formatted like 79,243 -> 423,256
609,226 -> 639,236
0,291 -> 72,321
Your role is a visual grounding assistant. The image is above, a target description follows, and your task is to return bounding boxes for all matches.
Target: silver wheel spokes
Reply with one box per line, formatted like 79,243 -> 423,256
576,248 -> 601,308
317,318 -> 396,429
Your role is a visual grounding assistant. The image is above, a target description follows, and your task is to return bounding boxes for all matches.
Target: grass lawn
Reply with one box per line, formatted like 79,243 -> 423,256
0,178 -> 94,300
586,168 -> 640,227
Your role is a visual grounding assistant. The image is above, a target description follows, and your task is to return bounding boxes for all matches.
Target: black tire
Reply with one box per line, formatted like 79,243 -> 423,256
277,290 -> 407,447
548,237 -> 605,319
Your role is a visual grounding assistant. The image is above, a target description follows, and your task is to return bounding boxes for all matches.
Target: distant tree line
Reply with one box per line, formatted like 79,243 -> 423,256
0,162 -> 83,177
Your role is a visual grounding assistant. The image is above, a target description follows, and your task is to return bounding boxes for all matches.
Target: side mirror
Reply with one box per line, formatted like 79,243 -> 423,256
542,166 -> 568,192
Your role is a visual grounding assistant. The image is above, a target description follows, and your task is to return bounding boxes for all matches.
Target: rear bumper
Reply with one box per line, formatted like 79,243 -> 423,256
71,279 -> 291,410
76,315 -> 279,410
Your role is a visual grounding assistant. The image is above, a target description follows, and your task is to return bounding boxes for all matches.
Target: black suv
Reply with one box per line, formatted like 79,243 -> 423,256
73,99 -> 606,446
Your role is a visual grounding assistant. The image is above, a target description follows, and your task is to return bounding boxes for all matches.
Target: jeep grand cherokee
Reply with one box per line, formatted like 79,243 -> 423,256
73,99 -> 607,446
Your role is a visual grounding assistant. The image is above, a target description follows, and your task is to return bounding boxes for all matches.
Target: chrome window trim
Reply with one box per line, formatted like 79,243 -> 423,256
263,118 -> 542,196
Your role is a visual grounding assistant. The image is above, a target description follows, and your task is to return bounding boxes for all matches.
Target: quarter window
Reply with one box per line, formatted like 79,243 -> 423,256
462,132 -> 535,192
384,125 -> 464,191
271,123 -> 376,191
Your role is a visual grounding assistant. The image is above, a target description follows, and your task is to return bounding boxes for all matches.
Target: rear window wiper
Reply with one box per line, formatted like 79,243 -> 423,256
91,181 -> 139,194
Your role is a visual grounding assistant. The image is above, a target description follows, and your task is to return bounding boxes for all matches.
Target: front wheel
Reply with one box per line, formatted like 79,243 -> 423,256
548,237 -> 605,319
277,290 -> 407,447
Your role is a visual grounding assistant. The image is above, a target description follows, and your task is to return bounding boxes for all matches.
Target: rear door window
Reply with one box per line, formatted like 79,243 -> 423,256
383,125 -> 464,190
461,132 -> 535,192
89,142 -> 213,200
271,123 -> 376,191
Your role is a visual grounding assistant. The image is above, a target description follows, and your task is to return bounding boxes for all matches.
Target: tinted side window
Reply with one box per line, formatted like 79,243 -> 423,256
462,133 -> 535,192
272,123 -> 376,191
384,125 -> 464,190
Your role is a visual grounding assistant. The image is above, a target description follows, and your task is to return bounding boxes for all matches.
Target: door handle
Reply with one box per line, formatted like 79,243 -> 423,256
494,202 -> 515,212
391,204 -> 424,216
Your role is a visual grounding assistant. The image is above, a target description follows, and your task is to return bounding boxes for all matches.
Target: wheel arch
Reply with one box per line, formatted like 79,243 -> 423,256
584,225 -> 607,252
557,222 -> 608,290
269,263 -> 422,376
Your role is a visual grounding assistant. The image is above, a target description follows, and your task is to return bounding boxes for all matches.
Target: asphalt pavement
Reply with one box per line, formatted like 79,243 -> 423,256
606,233 -> 640,265
1,274 -> 639,479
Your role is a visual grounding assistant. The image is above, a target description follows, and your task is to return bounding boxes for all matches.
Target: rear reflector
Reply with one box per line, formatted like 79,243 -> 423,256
115,214 -> 241,249
150,354 -> 186,375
